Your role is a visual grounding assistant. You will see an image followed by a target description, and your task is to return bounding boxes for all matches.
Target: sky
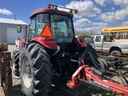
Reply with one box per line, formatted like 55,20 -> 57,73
0,0 -> 128,33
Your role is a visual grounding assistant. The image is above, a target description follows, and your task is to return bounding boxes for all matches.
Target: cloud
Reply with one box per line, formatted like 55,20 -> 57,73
101,7 -> 128,21
66,0 -> 103,33
85,26 -> 101,33
66,0 -> 101,17
101,12 -> 115,21
74,17 -> 108,32
93,22 -> 108,26
74,18 -> 91,26
113,0 -> 128,6
122,21 -> 128,26
76,25 -> 105,34
66,0 -> 94,12
94,0 -> 106,6
84,22 -> 107,34
0,8 -> 13,16
65,0 -> 128,33
83,22 -> 109,34
115,7 -> 128,19
74,18 -> 92,32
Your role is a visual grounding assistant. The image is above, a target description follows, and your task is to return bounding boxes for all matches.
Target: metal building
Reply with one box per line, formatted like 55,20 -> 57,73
0,18 -> 28,44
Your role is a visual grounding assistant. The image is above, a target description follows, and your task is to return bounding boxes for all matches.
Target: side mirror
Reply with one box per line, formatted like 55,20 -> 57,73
16,25 -> 22,33
29,24 -> 35,35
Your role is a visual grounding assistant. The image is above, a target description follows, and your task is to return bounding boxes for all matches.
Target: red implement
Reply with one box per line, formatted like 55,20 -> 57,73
67,65 -> 128,96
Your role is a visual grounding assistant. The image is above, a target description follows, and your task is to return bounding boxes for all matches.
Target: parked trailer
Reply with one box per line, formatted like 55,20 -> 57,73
0,43 -> 12,96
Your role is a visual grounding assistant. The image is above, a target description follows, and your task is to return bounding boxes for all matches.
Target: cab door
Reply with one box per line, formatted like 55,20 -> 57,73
94,35 -> 104,50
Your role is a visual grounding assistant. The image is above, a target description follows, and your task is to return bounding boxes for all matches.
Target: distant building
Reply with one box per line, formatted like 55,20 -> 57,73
0,18 -> 28,44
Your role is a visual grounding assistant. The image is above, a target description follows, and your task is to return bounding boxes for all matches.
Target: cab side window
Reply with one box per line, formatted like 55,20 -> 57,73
103,36 -> 113,42
95,36 -> 101,42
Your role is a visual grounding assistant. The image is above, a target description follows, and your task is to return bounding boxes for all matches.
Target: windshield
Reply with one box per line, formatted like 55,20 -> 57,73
51,14 -> 74,43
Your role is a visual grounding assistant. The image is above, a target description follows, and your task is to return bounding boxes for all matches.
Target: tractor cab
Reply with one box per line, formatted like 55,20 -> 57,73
29,4 -> 76,48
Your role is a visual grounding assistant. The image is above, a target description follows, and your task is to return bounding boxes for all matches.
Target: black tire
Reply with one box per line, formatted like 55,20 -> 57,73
84,45 -> 106,72
97,57 -> 108,71
109,47 -> 122,56
87,44 -> 98,59
110,50 -> 121,56
20,42 -> 52,96
84,45 -> 98,67
13,50 -> 20,77
14,50 -> 20,64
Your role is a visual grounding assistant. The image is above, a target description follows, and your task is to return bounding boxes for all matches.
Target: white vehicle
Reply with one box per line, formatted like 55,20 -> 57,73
94,26 -> 128,55
84,35 -> 95,48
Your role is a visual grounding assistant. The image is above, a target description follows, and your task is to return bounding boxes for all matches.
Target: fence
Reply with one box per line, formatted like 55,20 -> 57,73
0,43 -> 12,96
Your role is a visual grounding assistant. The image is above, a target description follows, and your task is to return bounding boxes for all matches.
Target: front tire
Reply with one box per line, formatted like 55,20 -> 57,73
20,42 -> 52,96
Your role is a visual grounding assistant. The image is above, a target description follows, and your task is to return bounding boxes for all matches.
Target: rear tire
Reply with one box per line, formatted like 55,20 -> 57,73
20,42 -> 52,96
13,50 -> 20,77
110,50 -> 121,56
110,47 -> 121,56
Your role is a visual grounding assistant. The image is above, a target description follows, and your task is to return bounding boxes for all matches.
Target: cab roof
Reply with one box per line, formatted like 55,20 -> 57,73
31,7 -> 73,18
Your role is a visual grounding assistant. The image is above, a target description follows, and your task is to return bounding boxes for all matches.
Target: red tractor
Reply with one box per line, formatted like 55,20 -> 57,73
14,4 -> 100,96
13,4 -> 128,96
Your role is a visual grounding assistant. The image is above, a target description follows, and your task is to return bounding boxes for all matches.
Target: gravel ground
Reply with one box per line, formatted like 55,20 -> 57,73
8,78 -> 22,96
8,78 -> 116,96
0,87 -> 5,96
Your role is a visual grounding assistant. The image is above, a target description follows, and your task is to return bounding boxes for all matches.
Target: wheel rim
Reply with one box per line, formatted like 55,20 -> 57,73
22,74 -> 32,88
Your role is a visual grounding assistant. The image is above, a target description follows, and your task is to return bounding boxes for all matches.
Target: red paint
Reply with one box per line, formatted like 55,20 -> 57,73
68,64 -> 128,96
84,67 -> 128,95
32,36 -> 58,49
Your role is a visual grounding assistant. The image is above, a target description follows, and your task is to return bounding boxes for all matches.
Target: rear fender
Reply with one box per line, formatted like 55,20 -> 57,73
32,36 -> 58,49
